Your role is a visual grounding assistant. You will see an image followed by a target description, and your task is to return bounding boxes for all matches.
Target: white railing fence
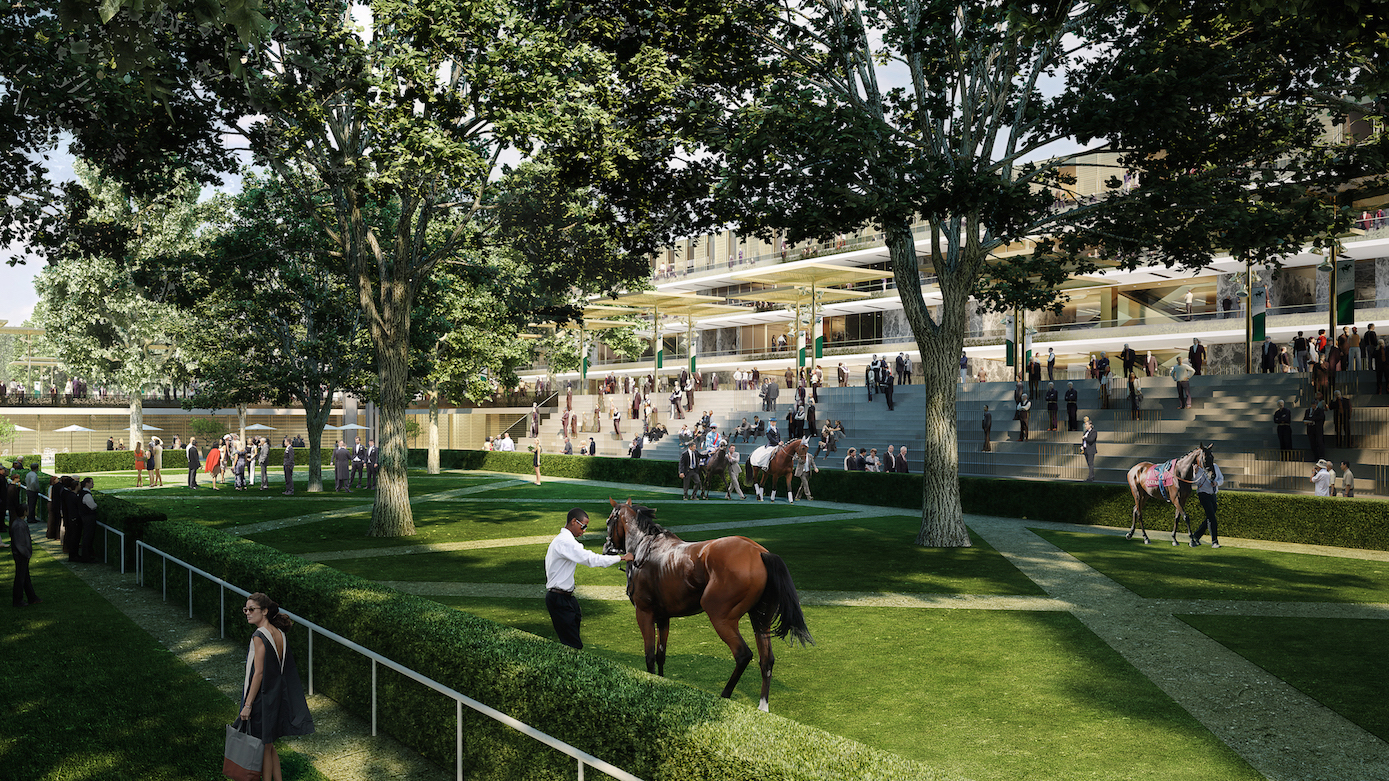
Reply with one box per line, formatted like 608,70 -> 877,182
134,540 -> 643,781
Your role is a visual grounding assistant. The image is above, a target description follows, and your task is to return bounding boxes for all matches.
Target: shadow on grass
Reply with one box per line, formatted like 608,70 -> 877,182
1033,528 -> 1389,601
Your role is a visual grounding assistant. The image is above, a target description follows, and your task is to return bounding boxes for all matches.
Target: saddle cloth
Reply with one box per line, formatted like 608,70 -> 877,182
750,445 -> 776,470
1144,459 -> 1178,501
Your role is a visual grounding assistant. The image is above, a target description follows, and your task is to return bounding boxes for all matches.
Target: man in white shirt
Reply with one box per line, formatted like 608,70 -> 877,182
1170,356 -> 1194,409
498,433 -> 515,452
1311,459 -> 1334,497
544,509 -> 632,649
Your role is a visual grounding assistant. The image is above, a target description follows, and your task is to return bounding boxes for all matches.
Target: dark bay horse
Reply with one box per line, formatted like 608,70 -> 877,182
1125,444 -> 1216,546
697,446 -> 735,500
604,499 -> 813,712
749,438 -> 808,503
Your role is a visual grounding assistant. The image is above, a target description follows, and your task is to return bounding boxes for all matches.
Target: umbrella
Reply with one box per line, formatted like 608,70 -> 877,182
54,424 -> 95,451
322,424 -> 341,431
13,425 -> 34,432
244,423 -> 277,430
141,423 -> 164,431
336,423 -> 370,430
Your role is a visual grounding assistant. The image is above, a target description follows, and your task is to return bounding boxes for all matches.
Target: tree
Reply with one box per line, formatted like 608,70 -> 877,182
174,172 -> 374,491
227,7 -> 651,535
36,161 -> 205,448
666,0 -> 1375,546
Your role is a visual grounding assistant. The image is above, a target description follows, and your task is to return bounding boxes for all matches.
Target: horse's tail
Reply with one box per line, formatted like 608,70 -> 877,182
760,552 -> 814,646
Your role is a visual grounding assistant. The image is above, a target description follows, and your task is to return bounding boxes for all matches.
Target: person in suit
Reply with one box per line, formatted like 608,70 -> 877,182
1262,338 -> 1279,373
981,405 -> 992,452
333,441 -> 351,492
1045,382 -> 1059,431
837,362 -> 848,387
882,446 -> 898,473
10,470 -> 40,605
1189,338 -> 1207,376
282,437 -> 296,495
186,438 -> 201,489
1119,344 -> 1138,377
679,441 -> 701,500
1046,348 -> 1055,381
1080,417 -> 1097,481
766,421 -> 782,447
257,437 -> 271,490
1027,357 -> 1041,400
1016,394 -> 1031,441
350,438 -> 366,489
793,450 -> 819,500
895,353 -> 906,385
897,446 -> 908,473
365,440 -> 379,489
1064,383 -> 1078,431
882,371 -> 895,411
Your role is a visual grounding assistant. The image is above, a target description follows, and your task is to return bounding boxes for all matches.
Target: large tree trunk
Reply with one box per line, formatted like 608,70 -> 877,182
236,403 -> 247,444
885,223 -> 972,547
367,279 -> 416,537
304,402 -> 330,493
427,386 -> 440,475
128,396 -> 143,452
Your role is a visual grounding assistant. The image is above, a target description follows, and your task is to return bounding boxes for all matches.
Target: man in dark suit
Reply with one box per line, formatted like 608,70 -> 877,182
1080,417 -> 1098,481
882,371 -> 895,411
882,447 -> 897,473
896,446 -> 909,473
1027,357 -> 1041,400
256,437 -> 271,490
679,441 -> 701,500
350,437 -> 366,489
185,438 -> 201,489
981,405 -> 992,452
366,440 -> 380,488
1065,382 -> 1079,431
282,437 -> 296,495
333,441 -> 351,492
1119,344 -> 1138,378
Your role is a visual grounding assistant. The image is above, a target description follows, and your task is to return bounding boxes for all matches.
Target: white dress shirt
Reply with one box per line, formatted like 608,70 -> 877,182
544,528 -> 622,591
1312,468 -> 1333,496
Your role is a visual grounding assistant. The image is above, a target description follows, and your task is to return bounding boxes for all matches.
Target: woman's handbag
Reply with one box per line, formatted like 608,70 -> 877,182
223,719 -> 264,781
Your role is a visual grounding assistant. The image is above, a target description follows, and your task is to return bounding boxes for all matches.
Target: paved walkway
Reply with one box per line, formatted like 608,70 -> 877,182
54,470 -> 1389,781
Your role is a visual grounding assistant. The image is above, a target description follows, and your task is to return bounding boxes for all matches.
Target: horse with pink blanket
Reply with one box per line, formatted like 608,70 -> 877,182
1124,444 -> 1216,546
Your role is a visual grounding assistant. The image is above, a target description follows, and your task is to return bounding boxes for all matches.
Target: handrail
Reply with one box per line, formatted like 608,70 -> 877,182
134,540 -> 643,781
499,391 -> 559,440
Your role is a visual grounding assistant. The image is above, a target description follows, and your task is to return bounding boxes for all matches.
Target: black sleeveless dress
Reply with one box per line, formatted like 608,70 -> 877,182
244,628 -> 315,743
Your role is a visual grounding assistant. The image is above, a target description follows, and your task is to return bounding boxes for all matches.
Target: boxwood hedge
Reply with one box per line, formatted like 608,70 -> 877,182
56,448 -> 332,474
137,519 -> 947,781
411,449 -> 1389,551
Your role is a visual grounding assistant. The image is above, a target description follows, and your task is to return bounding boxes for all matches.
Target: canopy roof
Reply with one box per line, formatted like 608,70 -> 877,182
730,262 -> 892,289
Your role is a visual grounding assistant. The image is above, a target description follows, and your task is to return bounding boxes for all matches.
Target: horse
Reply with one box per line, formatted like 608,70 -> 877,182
1125,443 -> 1216,546
748,438 -> 808,503
603,499 -> 813,712
697,445 -> 736,500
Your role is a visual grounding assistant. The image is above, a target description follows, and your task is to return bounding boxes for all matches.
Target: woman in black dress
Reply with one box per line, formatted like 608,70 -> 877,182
240,593 -> 313,781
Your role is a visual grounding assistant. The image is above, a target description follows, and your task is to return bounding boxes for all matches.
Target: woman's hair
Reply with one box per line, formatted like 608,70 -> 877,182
247,592 -> 294,630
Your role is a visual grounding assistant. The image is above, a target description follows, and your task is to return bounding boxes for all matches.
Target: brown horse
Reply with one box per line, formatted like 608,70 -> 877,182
1125,444 -> 1215,546
749,438 -> 808,503
697,445 -> 735,500
603,499 -> 813,712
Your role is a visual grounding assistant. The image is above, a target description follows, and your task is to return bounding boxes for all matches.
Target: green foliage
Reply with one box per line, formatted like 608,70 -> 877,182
0,416 -> 15,445
55,448 -> 330,474
140,518 -> 940,780
188,417 -> 224,438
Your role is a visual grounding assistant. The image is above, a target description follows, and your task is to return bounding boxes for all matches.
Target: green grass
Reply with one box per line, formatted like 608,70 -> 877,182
434,598 -> 1260,781
247,500 -> 844,554
463,481 -> 677,502
329,541 -> 622,585
1181,615 -> 1389,742
0,546 -> 327,781
1032,528 -> 1389,602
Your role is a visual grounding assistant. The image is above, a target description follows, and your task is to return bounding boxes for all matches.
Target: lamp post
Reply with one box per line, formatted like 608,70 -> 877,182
1240,256 -> 1252,374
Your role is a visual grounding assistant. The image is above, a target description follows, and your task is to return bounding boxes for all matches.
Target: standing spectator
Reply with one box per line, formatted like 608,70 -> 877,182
106,437 -> 115,451
897,353 -> 907,385
257,436 -> 271,490
149,436 -> 164,487
629,432 -> 643,459
1046,347 -> 1055,381
1127,371 -> 1142,421
902,354 -> 912,385
1293,330 -> 1310,371
282,437 -> 296,495
981,405 -> 992,452
843,447 -> 858,471
837,362 -> 848,387
1016,394 -> 1031,442
1080,417 -> 1097,482
1189,338 -> 1208,376
1098,363 -> 1111,410
133,441 -> 146,489
1331,390 -> 1353,448
333,441 -> 351,492
530,443 -> 543,485
679,441 -> 701,500
233,441 -> 251,490
959,351 -> 969,383
1273,399 -> 1293,450
864,448 -> 880,472
1064,382 -> 1079,431
1261,338 -> 1278,373
1278,345 -> 1292,372
1306,397 -> 1327,460
1145,350 -> 1157,377
75,477 -> 99,562
1171,356 -> 1193,409
10,471 -> 39,606
1184,288 -> 1193,319
882,446 -> 897,473
1311,459 -> 1334,496
186,438 -> 202,489
350,438 -> 367,488
1348,327 -> 1362,371
365,440 -> 379,489
793,450 -> 818,501
1045,383 -> 1058,431
1190,455 -> 1224,548
897,446 -> 909,473
1340,461 -> 1355,498
24,462 -> 42,524
726,445 -> 747,500
238,592 -> 315,781
1377,338 -> 1389,394
882,371 -> 895,411
1364,323 -> 1379,372
1119,343 -> 1137,377
610,403 -> 622,438
1027,356 -> 1041,400
587,436 -> 597,456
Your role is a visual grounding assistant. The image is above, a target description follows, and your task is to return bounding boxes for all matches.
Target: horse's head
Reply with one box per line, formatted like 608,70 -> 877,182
604,498 -> 632,555
1200,442 -> 1217,476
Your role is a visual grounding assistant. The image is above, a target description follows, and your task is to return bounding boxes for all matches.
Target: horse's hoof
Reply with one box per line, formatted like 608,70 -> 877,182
1171,540 -> 1178,546
1143,539 -> 1150,545
1124,532 -> 1133,540
1190,540 -> 1201,547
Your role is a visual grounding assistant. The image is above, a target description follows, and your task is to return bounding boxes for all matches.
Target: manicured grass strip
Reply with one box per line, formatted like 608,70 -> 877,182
464,481 -> 675,502
0,548 -> 325,781
248,501 -> 845,555
134,496 -> 371,530
1031,528 -> 1389,602
329,541 -> 620,586
678,516 -> 1045,595
1180,615 -> 1389,742
434,598 -> 1260,781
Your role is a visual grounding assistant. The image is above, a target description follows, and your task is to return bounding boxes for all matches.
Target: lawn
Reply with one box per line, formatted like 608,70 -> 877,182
1031,528 -> 1389,602
0,546 -> 325,781
463,481 -> 678,502
436,597 -> 1261,781
1181,615 -> 1389,742
247,500 -> 845,554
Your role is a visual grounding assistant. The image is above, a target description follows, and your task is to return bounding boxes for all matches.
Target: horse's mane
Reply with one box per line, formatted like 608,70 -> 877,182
629,504 -> 674,538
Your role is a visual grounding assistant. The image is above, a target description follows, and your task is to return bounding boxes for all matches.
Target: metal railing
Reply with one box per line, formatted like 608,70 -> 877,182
134,541 -> 643,781
98,521 -> 127,574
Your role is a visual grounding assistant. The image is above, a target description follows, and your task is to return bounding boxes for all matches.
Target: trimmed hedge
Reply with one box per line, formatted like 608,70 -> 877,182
92,491 -> 168,569
56,448 -> 332,474
413,449 -> 1389,551
1,454 -> 42,468
140,519 -> 946,781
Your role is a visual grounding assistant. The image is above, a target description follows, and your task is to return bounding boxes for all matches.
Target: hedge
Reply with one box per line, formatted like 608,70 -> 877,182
138,519 -> 947,781
412,449 -> 1389,551
1,454 -> 43,469
56,447 -> 332,474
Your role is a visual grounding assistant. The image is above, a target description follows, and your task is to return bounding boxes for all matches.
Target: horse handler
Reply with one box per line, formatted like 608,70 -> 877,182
1190,457 -> 1225,548
544,509 -> 633,649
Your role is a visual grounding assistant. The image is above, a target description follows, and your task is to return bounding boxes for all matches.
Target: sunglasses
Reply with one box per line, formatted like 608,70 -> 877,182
242,607 -> 262,614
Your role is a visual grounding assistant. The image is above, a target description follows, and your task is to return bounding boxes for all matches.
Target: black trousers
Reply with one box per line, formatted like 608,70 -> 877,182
367,465 -> 378,488
1067,404 -> 1078,431
546,590 -> 583,649
26,490 -> 39,523
682,470 -> 701,498
1277,425 -> 1292,450
351,463 -> 364,487
259,464 -> 269,488
78,515 -> 98,558
11,553 -> 37,606
1193,492 -> 1219,543
885,386 -> 894,411
187,466 -> 199,488
283,465 -> 294,493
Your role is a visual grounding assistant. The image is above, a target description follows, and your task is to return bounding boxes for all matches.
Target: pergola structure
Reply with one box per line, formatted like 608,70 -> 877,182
727,263 -> 892,371
602,291 -> 749,379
